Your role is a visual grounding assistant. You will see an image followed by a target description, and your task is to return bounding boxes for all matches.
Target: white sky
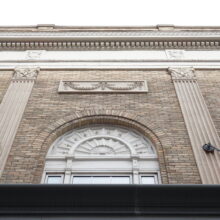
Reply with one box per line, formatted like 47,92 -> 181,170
0,0 -> 220,26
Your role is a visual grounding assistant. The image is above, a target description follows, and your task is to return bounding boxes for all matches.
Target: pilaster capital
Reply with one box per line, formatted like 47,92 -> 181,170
168,67 -> 196,81
12,67 -> 40,81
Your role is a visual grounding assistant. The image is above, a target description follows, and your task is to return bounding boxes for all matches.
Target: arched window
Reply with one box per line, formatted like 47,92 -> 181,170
42,125 -> 160,184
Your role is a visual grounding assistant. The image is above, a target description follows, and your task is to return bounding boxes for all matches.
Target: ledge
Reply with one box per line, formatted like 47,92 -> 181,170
1,27 -> 220,50
0,184 -> 220,215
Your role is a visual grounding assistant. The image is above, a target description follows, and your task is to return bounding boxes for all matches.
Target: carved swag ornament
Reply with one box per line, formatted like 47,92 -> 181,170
59,81 -> 147,93
64,81 -> 144,91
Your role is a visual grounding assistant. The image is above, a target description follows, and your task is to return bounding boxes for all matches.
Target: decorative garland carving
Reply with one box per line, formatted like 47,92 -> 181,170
12,67 -> 40,81
166,50 -> 185,59
25,50 -> 44,59
64,82 -> 101,91
168,67 -> 196,80
59,81 -> 148,93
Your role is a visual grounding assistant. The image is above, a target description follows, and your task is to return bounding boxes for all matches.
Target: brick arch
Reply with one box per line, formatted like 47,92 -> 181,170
32,110 -> 169,184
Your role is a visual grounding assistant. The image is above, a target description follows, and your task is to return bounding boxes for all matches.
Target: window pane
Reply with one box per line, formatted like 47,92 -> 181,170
111,176 -> 130,184
47,176 -> 63,184
93,176 -> 110,184
72,176 -> 131,184
73,176 -> 92,184
141,176 -> 156,184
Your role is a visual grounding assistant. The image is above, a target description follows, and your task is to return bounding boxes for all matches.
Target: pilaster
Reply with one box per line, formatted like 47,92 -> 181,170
0,67 -> 39,176
168,67 -> 220,183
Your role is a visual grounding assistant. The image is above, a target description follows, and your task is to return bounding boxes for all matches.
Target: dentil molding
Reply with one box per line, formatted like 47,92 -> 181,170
2,29 -> 220,50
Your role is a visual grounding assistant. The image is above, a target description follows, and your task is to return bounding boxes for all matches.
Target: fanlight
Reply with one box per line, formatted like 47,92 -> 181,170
48,125 -> 156,157
43,125 -> 160,184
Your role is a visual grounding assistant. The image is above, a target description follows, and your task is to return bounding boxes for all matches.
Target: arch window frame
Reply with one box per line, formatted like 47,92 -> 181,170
42,125 -> 161,184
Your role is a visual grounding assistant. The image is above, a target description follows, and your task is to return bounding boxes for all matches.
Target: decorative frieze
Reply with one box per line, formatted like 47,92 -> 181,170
58,80 -> 148,93
168,67 -> 220,184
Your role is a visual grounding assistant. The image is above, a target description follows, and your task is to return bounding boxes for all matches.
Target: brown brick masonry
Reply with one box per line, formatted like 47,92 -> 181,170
0,70 -> 202,184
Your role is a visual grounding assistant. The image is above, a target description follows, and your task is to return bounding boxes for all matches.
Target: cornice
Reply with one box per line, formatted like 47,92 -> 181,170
1,30 -> 220,50
2,31 -> 220,38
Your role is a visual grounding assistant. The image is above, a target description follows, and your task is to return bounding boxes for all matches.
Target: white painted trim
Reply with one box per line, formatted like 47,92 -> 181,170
0,50 -> 220,69
1,50 -> 220,62
2,62 -> 220,69
1,30 -> 220,38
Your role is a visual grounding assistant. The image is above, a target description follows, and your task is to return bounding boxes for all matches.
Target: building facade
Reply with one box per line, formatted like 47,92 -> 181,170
0,25 -> 219,187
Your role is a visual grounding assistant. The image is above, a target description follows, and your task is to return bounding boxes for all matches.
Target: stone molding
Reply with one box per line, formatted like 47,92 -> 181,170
168,67 -> 196,80
2,30 -> 220,50
2,31 -> 220,37
58,80 -> 148,93
0,40 -> 220,50
12,67 -> 40,81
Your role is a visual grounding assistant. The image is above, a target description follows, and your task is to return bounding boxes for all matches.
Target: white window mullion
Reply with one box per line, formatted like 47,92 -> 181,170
133,171 -> 139,184
64,171 -> 71,184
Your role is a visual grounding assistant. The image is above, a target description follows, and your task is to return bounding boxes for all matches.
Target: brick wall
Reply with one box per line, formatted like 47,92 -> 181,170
198,70 -> 220,137
0,70 -> 203,184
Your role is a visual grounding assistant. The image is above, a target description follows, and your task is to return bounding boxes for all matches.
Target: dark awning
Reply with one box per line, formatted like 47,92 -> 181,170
0,184 -> 220,218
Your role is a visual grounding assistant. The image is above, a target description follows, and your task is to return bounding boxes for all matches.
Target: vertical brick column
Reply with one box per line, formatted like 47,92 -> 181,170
0,67 -> 39,176
168,67 -> 220,184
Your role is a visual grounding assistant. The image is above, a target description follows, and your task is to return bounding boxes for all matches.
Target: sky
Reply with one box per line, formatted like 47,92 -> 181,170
0,0 -> 219,26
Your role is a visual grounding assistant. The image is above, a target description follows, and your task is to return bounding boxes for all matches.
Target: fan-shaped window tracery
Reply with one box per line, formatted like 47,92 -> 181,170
43,125 -> 160,184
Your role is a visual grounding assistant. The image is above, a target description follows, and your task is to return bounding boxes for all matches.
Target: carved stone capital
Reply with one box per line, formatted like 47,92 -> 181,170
12,67 -> 40,81
168,67 -> 196,80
